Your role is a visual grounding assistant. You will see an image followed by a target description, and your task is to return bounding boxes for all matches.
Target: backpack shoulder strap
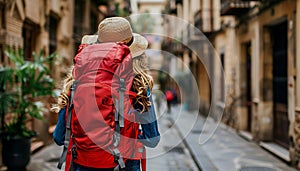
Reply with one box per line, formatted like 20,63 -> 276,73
57,80 -> 78,169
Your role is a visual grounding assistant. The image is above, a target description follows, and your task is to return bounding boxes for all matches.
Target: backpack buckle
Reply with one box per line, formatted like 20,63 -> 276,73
119,79 -> 125,91
112,148 -> 125,169
71,145 -> 77,159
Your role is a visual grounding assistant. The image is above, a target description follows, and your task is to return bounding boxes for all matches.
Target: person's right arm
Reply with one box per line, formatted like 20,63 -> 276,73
135,90 -> 160,148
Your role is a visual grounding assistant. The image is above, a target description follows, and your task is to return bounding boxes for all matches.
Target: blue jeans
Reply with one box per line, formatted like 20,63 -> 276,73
125,160 -> 141,171
72,160 -> 141,171
72,163 -> 113,171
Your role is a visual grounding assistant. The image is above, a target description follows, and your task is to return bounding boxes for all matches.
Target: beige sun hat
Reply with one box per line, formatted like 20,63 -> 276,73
81,17 -> 148,57
97,17 -> 133,43
81,33 -> 148,58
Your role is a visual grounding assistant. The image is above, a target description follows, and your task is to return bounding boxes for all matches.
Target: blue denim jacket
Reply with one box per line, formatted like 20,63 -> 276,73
134,91 -> 160,148
53,107 -> 66,146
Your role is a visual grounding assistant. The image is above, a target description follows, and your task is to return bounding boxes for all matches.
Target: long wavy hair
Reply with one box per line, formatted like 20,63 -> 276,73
51,70 -> 74,113
132,53 -> 153,113
51,43 -> 86,113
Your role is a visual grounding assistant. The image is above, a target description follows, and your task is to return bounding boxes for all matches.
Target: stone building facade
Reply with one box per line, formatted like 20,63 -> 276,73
164,0 -> 300,169
219,1 -> 300,167
1,0 -> 73,76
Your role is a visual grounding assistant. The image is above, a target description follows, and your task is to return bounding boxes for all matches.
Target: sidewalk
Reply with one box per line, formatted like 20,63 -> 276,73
170,105 -> 297,171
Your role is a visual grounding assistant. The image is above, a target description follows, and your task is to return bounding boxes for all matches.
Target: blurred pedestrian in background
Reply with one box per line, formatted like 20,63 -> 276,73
164,88 -> 173,113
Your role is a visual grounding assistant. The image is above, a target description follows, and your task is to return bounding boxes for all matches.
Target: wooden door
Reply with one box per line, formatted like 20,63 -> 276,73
271,21 -> 289,148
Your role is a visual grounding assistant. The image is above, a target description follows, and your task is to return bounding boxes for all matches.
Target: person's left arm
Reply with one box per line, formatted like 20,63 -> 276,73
53,107 -> 67,146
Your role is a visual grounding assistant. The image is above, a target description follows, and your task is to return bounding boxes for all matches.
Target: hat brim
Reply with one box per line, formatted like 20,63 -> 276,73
80,33 -> 148,58
129,33 -> 148,58
81,35 -> 98,44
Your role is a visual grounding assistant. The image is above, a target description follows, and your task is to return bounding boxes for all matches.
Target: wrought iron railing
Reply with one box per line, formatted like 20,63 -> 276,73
221,0 -> 251,16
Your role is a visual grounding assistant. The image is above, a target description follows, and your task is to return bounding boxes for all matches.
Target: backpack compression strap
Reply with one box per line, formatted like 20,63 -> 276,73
57,80 -> 78,169
111,78 -> 127,171
119,78 -> 125,127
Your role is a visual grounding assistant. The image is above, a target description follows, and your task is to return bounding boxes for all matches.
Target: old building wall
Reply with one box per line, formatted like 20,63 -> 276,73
197,58 -> 210,115
235,22 -> 253,132
233,0 -> 296,143
24,0 -> 40,24
294,0 -> 300,168
257,0 -> 296,142
53,0 -> 75,78
213,16 -> 239,125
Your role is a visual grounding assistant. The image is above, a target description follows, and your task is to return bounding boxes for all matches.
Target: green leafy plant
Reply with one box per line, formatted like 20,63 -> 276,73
1,48 -> 56,139
0,68 -> 14,130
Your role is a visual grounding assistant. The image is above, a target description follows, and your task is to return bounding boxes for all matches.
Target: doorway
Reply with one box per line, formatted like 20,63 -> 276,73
245,42 -> 252,132
270,21 -> 289,148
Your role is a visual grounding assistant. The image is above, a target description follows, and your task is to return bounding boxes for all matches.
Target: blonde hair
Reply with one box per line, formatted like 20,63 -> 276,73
132,53 -> 153,113
51,70 -> 74,113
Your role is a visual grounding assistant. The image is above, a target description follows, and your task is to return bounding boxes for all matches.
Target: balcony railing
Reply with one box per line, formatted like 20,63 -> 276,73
221,0 -> 251,16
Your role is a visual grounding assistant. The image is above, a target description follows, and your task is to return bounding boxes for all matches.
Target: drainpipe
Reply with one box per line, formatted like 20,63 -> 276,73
295,0 -> 300,169
296,0 -> 300,108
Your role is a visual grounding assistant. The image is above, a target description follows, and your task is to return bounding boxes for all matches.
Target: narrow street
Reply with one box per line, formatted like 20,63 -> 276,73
26,97 -> 297,171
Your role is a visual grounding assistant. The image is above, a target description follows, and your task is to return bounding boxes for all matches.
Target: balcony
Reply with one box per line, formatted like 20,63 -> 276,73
221,0 -> 251,16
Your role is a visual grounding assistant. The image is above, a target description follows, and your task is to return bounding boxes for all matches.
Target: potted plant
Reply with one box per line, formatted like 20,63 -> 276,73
0,48 -> 56,171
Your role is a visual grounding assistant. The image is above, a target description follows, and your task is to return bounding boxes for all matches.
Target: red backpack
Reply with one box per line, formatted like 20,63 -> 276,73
59,42 -> 144,171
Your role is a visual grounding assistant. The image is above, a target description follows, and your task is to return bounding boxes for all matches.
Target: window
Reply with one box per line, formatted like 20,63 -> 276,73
73,0 -> 85,42
49,15 -> 58,54
22,20 -> 39,60
0,5 -> 4,29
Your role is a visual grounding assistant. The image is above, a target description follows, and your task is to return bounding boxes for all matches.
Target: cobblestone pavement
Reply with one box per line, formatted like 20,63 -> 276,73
169,105 -> 297,171
27,144 -> 63,171
146,114 -> 199,171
